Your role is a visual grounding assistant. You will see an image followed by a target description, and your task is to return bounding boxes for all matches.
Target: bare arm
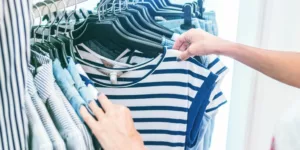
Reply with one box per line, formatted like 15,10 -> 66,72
223,43 -> 300,88
174,29 -> 300,88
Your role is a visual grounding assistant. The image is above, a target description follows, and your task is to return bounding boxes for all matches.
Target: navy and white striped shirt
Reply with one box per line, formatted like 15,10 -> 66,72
76,44 -> 218,149
0,0 -> 31,149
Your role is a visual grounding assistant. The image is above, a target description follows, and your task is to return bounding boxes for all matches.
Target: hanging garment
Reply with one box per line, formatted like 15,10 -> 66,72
203,11 -> 219,36
31,52 -> 87,150
103,51 -> 228,114
67,57 -> 96,104
52,59 -> 89,121
54,83 -> 95,150
75,63 -> 99,99
76,44 -> 218,149
0,0 -> 31,149
25,92 -> 53,150
27,69 -> 66,150
186,113 -> 211,150
77,36 -> 227,150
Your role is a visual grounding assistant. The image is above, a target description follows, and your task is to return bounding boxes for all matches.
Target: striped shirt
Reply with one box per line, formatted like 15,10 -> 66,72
27,70 -> 66,150
0,0 -> 31,149
32,52 -> 87,150
76,44 -> 218,149
25,92 -> 53,150
85,48 -> 228,114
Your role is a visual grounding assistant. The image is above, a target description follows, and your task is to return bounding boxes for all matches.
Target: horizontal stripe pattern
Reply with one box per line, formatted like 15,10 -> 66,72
75,44 -> 218,149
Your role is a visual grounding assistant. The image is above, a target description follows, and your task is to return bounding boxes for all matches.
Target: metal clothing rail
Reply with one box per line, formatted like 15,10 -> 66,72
33,0 -> 88,18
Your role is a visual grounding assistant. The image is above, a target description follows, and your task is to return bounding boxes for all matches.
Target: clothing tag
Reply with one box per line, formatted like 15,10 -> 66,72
110,72 -> 118,84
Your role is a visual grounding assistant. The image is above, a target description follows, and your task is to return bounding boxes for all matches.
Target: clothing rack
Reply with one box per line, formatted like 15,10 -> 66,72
33,0 -> 88,18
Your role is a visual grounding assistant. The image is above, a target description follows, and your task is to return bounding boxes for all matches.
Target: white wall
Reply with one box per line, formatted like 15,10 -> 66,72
228,0 -> 300,150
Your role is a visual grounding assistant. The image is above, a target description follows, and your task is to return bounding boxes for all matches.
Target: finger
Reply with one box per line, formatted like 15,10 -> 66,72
98,93 -> 114,112
173,34 -> 186,50
80,106 -> 97,128
179,50 -> 192,61
179,44 -> 197,61
179,42 -> 190,51
89,101 -> 105,120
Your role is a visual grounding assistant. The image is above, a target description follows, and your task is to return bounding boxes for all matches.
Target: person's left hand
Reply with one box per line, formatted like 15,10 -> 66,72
80,94 -> 145,150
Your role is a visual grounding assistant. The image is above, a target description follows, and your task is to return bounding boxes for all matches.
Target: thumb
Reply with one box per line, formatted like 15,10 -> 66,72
179,44 -> 197,61
179,50 -> 192,61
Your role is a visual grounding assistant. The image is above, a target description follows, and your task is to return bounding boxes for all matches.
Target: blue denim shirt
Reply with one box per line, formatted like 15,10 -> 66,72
53,59 -> 88,121
67,57 -> 95,104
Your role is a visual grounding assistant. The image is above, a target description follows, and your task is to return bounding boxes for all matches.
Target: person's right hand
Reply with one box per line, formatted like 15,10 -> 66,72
173,28 -> 231,60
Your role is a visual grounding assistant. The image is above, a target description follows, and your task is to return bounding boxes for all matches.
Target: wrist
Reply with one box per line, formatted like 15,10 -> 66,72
215,40 -> 239,57
130,132 -> 145,150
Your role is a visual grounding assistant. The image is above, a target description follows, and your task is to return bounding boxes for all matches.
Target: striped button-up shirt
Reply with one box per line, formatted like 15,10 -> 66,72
27,70 -> 66,150
0,0 -> 31,149
25,91 -> 53,150
32,52 -> 87,150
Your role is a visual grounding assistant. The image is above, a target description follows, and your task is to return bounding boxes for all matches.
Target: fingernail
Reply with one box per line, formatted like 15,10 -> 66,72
97,92 -> 102,97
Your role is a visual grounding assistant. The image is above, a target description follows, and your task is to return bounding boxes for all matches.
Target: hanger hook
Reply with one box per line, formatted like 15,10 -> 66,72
36,1 -> 52,43
98,0 -> 109,21
32,3 -> 43,43
55,0 -> 67,36
44,0 -> 59,41
64,0 -> 77,33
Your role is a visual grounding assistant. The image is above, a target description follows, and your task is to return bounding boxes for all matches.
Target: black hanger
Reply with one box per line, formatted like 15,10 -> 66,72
30,50 -> 42,76
180,4 -> 195,30
105,14 -> 155,43
49,36 -> 68,68
128,5 -> 170,30
116,13 -> 162,43
33,42 -> 55,60
73,20 -> 163,57
73,13 -> 156,52
144,0 -> 181,11
126,8 -> 174,38
57,34 -> 76,61
162,0 -> 183,8
136,2 -> 184,19
198,0 -> 205,19
120,11 -> 162,37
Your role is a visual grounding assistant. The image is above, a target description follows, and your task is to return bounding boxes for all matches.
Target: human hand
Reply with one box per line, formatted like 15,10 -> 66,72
173,28 -> 231,60
80,94 -> 145,150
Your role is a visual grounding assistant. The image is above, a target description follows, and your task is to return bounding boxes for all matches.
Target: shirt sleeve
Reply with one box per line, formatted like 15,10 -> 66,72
205,55 -> 229,114
185,57 -> 218,147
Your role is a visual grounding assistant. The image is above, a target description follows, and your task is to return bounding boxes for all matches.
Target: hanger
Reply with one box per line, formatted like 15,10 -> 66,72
105,1 -> 156,43
72,0 -> 165,37
128,4 -> 168,29
30,4 -> 44,74
198,0 -> 204,19
161,0 -> 183,8
112,1 -> 163,43
72,0 -> 165,43
47,0 -> 70,68
180,3 -> 195,30
125,4 -> 174,38
135,0 -> 184,20
32,1 -> 56,60
72,0 -> 163,58
144,0 -> 181,11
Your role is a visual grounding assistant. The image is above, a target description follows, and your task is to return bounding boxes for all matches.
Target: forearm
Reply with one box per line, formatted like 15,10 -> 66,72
220,42 -> 300,88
